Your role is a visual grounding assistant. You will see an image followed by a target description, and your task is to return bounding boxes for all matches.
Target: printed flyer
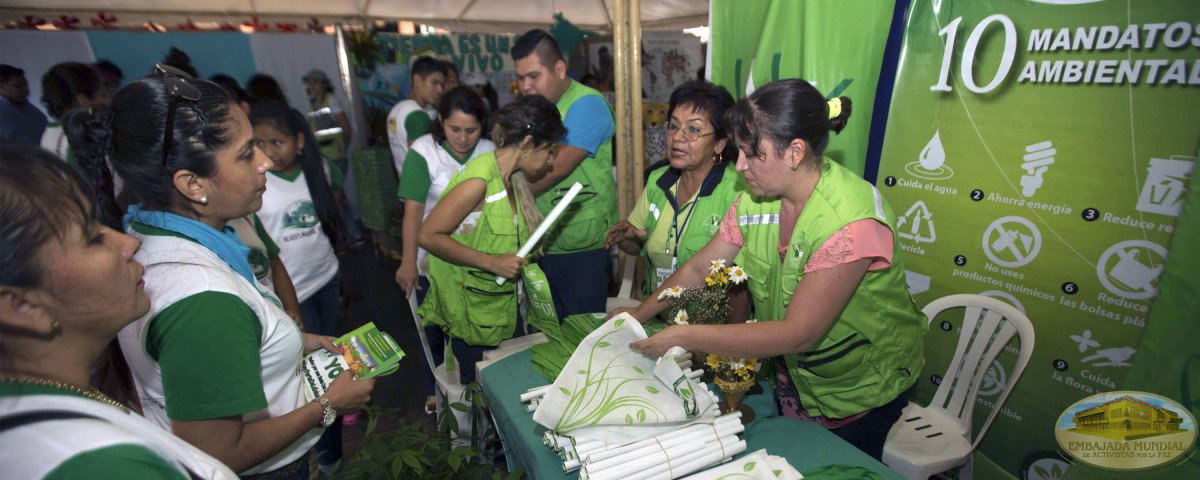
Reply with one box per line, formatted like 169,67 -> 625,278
302,322 -> 404,401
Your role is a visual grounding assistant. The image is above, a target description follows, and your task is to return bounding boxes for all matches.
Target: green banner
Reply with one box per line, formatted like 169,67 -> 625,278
877,1 -> 1200,478
709,0 -> 897,176
521,263 -> 559,338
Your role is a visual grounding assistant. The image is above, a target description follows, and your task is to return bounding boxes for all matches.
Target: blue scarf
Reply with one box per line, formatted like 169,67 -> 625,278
124,205 -> 281,308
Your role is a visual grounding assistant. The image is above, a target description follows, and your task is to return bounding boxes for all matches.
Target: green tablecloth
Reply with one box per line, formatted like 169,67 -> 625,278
480,349 -> 904,480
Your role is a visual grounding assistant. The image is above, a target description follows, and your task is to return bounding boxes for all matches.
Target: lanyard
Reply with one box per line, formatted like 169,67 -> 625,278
665,169 -> 717,256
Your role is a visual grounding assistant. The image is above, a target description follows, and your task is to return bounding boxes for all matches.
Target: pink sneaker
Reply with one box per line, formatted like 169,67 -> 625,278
342,410 -> 363,425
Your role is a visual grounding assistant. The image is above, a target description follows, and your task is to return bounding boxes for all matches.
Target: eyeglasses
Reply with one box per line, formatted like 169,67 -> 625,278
666,121 -> 715,142
154,62 -> 201,166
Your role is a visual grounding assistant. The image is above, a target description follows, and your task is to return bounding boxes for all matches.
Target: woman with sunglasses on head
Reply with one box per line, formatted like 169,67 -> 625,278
64,64 -> 374,479
0,145 -> 238,480
606,80 -> 747,319
615,79 -> 926,460
417,95 -> 565,385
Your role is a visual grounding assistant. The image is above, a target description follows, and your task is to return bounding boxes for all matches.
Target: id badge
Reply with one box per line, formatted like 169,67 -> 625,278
654,257 -> 678,288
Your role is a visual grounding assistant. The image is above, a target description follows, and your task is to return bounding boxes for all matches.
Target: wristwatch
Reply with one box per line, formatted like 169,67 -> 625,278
317,396 -> 336,428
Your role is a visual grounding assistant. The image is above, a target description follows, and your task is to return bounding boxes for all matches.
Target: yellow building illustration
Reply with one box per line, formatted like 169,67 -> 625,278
1071,395 -> 1187,440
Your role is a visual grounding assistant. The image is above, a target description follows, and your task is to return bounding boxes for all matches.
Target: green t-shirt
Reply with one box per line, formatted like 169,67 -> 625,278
0,383 -> 187,480
129,223 -> 268,422
396,141 -> 474,201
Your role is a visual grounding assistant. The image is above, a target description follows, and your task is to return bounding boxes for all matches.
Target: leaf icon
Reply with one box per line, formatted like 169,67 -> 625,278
615,318 -> 625,327
597,342 -> 611,348
637,409 -> 646,422
1051,464 -> 1062,479
625,413 -> 633,424
632,366 -> 644,374
744,462 -> 757,472
1033,466 -> 1049,480
645,386 -> 660,394
559,387 -> 570,396
578,370 -> 587,375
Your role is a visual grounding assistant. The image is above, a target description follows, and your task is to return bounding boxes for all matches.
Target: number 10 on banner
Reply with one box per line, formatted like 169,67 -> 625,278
932,14 -> 1018,94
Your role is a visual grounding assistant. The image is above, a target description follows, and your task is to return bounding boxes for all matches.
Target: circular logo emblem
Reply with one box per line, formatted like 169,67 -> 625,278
1055,391 -> 1197,471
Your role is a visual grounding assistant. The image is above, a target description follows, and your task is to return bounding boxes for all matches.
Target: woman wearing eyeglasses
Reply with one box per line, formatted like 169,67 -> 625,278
64,65 -> 374,480
605,80 -> 747,317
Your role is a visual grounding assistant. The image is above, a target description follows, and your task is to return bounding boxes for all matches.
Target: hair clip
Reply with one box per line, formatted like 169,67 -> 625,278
827,98 -> 842,120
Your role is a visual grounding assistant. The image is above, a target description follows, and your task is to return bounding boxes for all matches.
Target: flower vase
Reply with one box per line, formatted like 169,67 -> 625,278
714,375 -> 756,425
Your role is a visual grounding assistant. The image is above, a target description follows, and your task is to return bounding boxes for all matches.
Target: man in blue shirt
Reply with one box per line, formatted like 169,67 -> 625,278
0,65 -> 47,145
512,29 -> 618,319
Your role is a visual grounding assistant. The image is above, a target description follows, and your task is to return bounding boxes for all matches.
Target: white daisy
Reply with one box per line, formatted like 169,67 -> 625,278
729,360 -> 746,370
709,259 -> 727,274
674,309 -> 689,325
657,286 -> 684,300
729,266 -> 748,284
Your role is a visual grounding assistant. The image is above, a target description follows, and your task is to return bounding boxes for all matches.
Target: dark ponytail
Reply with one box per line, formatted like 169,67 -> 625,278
726,78 -> 852,162
62,107 -> 122,230
249,103 -> 346,249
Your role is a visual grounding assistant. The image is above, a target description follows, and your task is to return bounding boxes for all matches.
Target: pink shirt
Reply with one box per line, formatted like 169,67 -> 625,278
719,197 -> 895,427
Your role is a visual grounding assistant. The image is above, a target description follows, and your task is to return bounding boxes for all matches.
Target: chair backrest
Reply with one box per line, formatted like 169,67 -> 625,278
921,294 -> 1035,448
616,252 -> 637,300
408,294 -> 443,385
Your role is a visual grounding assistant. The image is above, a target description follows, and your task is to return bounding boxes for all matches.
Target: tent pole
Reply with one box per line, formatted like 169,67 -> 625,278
334,23 -> 365,150
612,0 -> 644,223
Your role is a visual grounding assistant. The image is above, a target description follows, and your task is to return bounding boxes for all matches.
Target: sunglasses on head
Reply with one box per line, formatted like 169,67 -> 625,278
154,62 -> 201,166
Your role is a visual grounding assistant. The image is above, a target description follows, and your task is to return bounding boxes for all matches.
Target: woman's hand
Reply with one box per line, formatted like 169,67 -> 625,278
395,260 -> 420,298
322,370 -> 376,415
605,220 -> 647,253
486,252 -> 528,279
303,334 -> 341,354
629,325 -> 688,358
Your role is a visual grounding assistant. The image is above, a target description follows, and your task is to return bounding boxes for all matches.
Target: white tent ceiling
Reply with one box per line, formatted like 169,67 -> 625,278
3,0 -> 709,33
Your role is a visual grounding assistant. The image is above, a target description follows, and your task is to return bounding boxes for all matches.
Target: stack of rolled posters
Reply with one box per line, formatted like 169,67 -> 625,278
679,449 -> 802,480
519,361 -> 746,479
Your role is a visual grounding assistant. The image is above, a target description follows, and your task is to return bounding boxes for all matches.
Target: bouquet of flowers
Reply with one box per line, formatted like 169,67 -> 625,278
704,354 -> 759,384
656,259 -> 747,326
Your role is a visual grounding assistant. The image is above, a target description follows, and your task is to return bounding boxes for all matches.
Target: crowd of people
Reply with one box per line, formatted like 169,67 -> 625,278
1,26 -> 926,479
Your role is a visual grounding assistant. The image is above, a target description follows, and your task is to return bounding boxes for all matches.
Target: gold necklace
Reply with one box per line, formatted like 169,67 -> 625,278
1,375 -> 131,414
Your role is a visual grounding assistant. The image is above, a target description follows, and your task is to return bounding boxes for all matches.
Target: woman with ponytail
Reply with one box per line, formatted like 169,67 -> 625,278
417,94 -> 565,384
616,78 -> 926,460
248,103 -> 348,473
63,64 -> 373,479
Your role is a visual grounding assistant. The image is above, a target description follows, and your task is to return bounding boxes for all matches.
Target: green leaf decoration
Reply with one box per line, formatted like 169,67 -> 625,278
1051,464 -> 1062,479
559,387 -> 570,396
615,318 -> 625,327
645,386 -> 660,394
637,409 -> 646,422
578,370 -> 587,375
680,387 -> 692,398
597,341 -> 611,348
625,413 -> 633,424
632,366 -> 644,374
1034,466 -> 1049,480
744,461 -> 756,472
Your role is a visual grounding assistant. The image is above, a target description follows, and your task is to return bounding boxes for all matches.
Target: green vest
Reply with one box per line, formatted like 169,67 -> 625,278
308,93 -> 347,161
640,161 -> 744,295
537,80 -> 617,254
418,152 -> 530,346
733,158 -> 926,419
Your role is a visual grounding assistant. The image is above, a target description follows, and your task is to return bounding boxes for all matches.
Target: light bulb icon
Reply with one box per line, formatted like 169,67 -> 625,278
1019,141 -> 1055,197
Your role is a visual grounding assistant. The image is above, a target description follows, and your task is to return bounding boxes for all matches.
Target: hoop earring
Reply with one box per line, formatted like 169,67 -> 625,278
200,196 -> 208,205
713,152 -> 722,162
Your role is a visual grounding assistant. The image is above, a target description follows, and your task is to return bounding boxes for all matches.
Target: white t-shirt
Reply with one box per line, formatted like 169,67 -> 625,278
259,169 -> 340,303
386,98 -> 437,179
407,134 -> 496,274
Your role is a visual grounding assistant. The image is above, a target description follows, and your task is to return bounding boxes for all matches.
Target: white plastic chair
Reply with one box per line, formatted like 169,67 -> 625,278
606,252 -> 641,311
408,294 -> 471,442
882,294 -> 1035,480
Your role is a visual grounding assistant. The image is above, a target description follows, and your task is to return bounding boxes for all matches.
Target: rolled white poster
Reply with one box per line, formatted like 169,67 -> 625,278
583,412 -> 743,464
497,181 -> 584,285
584,439 -> 707,480
586,420 -> 744,472
629,437 -> 746,480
